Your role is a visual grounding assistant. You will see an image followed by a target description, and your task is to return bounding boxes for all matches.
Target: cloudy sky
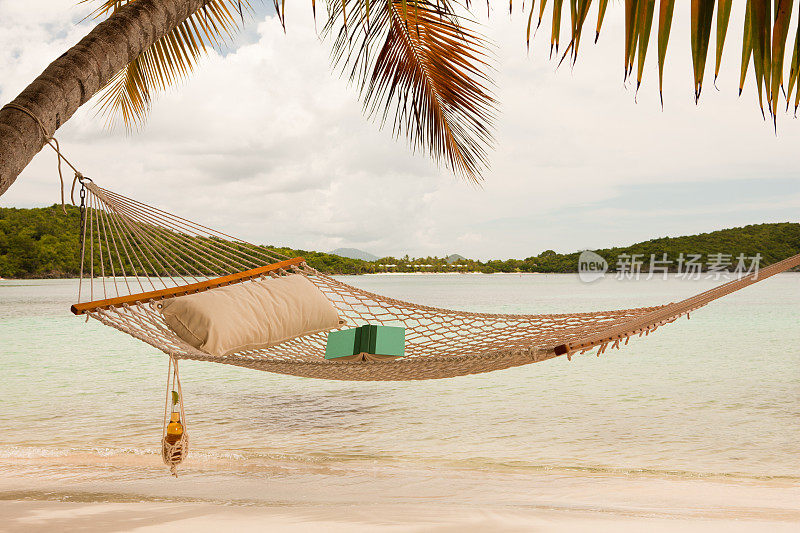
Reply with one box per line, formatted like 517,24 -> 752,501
1,1 -> 798,260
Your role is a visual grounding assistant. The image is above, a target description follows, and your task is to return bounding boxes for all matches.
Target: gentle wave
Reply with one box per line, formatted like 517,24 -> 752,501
2,445 -> 798,483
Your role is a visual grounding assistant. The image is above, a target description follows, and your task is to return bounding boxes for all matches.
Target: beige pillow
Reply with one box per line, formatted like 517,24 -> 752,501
160,274 -> 342,357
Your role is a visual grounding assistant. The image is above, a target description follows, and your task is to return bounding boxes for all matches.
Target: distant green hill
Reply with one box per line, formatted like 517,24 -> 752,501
0,204 -> 797,278
0,205 -> 83,278
519,223 -> 800,274
0,205 -> 374,278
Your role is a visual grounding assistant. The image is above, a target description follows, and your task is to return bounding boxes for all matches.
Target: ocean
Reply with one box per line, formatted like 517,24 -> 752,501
0,273 -> 798,509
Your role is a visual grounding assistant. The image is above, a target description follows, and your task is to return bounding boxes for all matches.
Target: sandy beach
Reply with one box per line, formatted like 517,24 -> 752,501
2,450 -> 800,532
3,468 -> 800,532
2,501 -> 799,532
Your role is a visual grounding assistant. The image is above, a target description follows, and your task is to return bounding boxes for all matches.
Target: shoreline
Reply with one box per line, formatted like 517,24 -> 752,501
2,443 -> 799,483
3,499 -> 799,533
2,450 -> 799,505
2,462 -> 799,532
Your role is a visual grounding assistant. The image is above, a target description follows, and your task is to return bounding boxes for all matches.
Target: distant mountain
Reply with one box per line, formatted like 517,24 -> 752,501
446,254 -> 467,264
329,248 -> 380,261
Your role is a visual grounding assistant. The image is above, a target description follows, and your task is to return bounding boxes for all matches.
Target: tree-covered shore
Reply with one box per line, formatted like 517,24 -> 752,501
0,204 -> 798,278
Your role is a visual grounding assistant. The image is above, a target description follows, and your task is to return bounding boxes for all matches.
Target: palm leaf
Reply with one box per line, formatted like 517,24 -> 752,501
538,0 -> 550,30
624,0 -> 641,80
636,0 -> 655,90
787,3 -> 800,112
690,0 -> 714,102
551,0 -> 565,57
739,0 -> 754,96
595,0 -> 608,43
657,0 -> 675,106
573,0 -> 593,57
525,0 -> 800,127
86,0 -> 251,130
527,2 -> 538,50
714,0 -> 733,84
770,0 -> 794,126
751,0 -> 770,118
325,0 -> 496,182
557,0 -> 592,66
85,0 -> 800,174
568,0 -> 578,56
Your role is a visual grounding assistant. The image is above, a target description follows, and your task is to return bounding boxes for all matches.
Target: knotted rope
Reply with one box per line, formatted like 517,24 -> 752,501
162,355 -> 189,477
1,103 -> 87,212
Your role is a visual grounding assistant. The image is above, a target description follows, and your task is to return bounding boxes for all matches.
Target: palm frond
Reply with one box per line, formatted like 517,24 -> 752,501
715,0 -> 733,83
739,0 -> 753,96
595,0 -> 608,42
323,0 -> 497,183
527,0 -> 800,126
85,0 -> 252,130
690,0 -> 714,102
770,0 -> 793,125
623,0 -> 640,80
657,0 -> 675,106
550,0 -> 565,57
636,0 -> 656,91
786,8 -> 800,111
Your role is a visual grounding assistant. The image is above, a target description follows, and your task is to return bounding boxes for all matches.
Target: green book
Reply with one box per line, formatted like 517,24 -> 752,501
372,325 -> 405,358
358,324 -> 376,355
325,325 -> 405,361
324,327 -> 359,360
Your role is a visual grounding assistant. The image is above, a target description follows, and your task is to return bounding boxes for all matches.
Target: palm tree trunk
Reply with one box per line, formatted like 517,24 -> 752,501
0,0 -> 209,197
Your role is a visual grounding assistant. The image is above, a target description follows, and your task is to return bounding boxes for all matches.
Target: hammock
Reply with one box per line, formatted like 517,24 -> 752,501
71,179 -> 800,382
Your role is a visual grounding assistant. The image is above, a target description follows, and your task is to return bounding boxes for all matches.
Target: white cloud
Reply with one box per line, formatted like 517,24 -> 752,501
1,2 -> 798,260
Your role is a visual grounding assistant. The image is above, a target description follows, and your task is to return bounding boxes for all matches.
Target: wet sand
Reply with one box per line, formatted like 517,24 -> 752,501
1,460 -> 799,532
3,498 -> 800,533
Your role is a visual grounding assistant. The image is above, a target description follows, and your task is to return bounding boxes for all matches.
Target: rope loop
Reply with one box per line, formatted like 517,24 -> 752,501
1,102 -> 88,213
78,181 -> 86,269
70,172 -> 92,204
1,103 -> 52,139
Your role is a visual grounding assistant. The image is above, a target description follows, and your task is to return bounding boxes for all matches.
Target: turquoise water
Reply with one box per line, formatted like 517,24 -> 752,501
0,274 -> 798,501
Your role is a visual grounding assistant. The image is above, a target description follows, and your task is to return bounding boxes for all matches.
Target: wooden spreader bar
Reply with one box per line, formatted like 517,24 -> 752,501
70,257 -> 305,315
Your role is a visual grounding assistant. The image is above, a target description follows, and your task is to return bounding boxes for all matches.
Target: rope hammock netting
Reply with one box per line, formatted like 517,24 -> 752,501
71,179 -> 800,381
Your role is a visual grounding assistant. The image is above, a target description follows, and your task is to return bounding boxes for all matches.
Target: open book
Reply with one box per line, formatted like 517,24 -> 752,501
325,325 -> 405,362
